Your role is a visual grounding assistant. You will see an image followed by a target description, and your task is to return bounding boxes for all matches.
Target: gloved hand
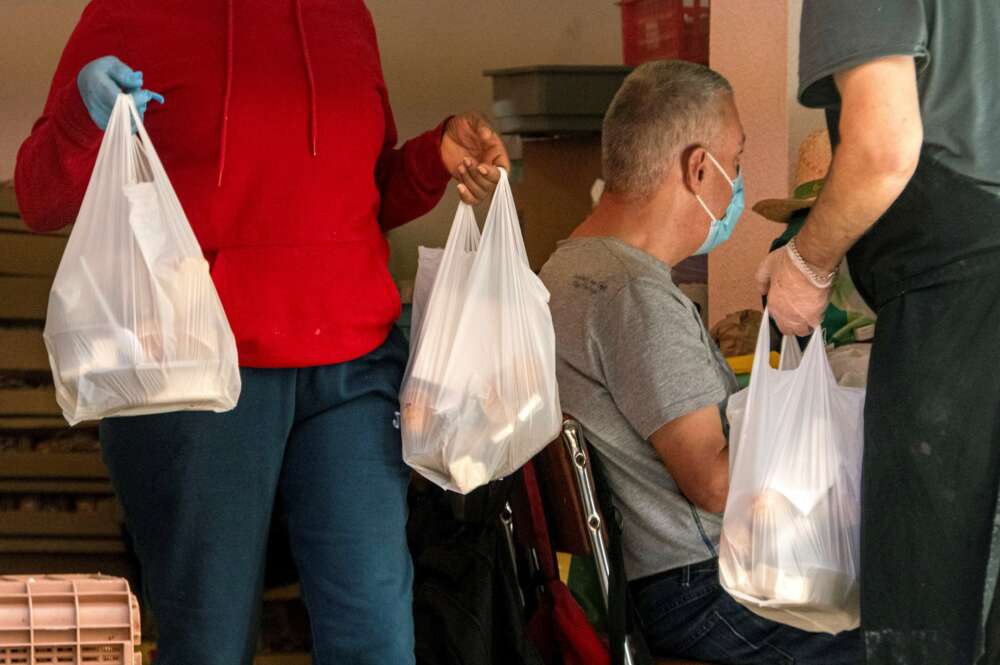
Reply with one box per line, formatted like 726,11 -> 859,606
77,55 -> 164,131
756,245 -> 831,336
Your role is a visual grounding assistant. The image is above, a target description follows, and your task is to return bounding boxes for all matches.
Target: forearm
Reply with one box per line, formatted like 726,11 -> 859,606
795,141 -> 917,271
651,405 -> 730,514
699,448 -> 730,514
376,121 -> 451,232
15,81 -> 102,232
795,55 -> 923,272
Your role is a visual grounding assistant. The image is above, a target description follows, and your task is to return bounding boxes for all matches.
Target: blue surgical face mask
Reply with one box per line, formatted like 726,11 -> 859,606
694,151 -> 745,255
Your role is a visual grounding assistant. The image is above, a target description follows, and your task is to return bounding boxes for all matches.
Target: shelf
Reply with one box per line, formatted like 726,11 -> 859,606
0,479 -> 113,494
0,509 -> 120,538
0,181 -> 17,217
0,417 -> 76,431
0,452 -> 109,480
0,217 -> 69,236
0,327 -> 48,371
0,537 -> 125,555
0,387 -> 60,416
0,276 -> 51,321
0,231 -> 66,277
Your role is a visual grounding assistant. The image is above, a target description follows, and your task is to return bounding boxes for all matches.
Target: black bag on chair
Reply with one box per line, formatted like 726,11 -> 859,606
408,476 -> 543,665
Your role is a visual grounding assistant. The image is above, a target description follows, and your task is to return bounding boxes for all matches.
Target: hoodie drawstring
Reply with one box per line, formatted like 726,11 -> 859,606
217,0 -> 318,189
217,0 -> 234,187
294,0 -> 319,157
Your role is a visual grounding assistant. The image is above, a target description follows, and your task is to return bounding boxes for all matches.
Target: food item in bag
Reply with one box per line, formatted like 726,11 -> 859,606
719,314 -> 862,634
400,169 -> 559,494
44,94 -> 240,424
748,490 -> 857,605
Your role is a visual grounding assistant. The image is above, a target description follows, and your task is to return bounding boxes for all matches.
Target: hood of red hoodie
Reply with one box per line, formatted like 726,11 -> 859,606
131,0 -> 387,250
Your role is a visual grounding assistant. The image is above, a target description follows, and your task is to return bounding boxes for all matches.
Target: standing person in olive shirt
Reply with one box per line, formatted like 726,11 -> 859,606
757,2 -> 1000,663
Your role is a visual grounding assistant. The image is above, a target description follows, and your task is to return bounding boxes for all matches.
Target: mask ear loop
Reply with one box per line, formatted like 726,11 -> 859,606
695,149 -> 734,221
696,193 -> 719,222
704,150 -> 736,189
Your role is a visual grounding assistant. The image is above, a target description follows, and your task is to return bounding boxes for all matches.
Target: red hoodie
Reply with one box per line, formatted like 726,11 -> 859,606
15,0 -> 450,368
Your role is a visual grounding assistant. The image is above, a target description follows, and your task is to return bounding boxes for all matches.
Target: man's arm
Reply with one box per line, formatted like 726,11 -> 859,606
650,404 -> 729,514
757,55 -> 923,334
795,55 -> 923,271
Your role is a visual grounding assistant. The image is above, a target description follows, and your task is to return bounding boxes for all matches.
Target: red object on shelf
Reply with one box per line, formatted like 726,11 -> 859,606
620,0 -> 710,66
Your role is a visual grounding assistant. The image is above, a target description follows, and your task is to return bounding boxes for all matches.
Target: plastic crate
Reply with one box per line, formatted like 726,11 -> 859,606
0,574 -> 141,665
620,0 -> 710,66
484,66 -> 632,136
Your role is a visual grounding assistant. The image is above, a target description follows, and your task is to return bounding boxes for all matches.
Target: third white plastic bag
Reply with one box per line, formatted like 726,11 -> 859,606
400,169 -> 562,494
720,309 -> 864,634
44,94 -> 241,425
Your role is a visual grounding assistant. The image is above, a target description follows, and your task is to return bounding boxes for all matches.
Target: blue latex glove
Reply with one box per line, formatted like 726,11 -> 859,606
77,55 -> 164,131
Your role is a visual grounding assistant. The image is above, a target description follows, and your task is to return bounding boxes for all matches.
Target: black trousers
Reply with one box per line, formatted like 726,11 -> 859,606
860,273 -> 1000,664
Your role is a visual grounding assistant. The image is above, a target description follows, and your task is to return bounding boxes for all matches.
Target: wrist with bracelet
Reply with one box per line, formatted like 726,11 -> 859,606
785,237 -> 838,289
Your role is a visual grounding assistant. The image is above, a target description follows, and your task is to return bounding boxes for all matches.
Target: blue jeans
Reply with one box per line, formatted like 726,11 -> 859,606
100,328 -> 414,665
630,559 -> 863,665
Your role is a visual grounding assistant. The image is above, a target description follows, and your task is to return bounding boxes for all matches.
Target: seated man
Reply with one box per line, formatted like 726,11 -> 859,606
539,61 -> 861,664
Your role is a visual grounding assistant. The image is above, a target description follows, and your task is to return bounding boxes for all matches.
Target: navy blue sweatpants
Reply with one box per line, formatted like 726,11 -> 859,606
100,329 -> 414,665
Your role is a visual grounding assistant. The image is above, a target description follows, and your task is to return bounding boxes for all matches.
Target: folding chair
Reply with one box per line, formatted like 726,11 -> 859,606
530,417 -> 713,665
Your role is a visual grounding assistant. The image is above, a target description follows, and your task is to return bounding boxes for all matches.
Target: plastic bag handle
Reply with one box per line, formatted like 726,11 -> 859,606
747,308 -> 823,403
778,335 -> 803,371
483,168 -> 531,268
106,94 -> 204,259
752,309 -> 838,404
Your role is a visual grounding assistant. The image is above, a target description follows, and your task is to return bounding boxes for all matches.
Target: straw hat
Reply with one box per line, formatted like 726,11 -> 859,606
753,129 -> 831,223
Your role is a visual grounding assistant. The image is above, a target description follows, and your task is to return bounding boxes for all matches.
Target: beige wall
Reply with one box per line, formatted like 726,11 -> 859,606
0,1 -> 622,284
706,0 -> 824,326
369,1 -> 622,283
0,0 -> 90,181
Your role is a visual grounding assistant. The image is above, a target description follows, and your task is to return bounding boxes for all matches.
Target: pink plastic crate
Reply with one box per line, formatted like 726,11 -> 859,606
620,0 -> 711,66
0,574 -> 141,665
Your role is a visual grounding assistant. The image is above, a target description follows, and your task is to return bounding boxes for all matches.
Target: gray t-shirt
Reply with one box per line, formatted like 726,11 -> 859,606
799,0 -> 1000,192
539,237 -> 738,581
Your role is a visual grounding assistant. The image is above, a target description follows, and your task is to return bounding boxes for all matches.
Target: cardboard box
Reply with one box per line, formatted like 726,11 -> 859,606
0,327 -> 48,371
0,276 -> 51,320
510,135 -> 603,272
0,181 -> 18,217
0,231 -> 67,277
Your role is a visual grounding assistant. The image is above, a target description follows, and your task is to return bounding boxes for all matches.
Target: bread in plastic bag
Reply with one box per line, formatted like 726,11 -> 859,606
720,309 -> 864,634
400,169 -> 561,494
44,94 -> 241,425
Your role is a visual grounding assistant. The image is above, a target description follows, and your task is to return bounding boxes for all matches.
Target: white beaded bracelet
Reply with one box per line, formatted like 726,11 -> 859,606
786,237 -> 837,289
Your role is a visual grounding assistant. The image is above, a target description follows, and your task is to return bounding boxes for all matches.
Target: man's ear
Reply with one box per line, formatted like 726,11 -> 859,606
683,146 -> 708,195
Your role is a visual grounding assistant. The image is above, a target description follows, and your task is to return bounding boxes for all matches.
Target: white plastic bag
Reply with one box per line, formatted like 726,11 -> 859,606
45,94 -> 241,425
400,169 -> 562,494
410,246 -> 444,347
409,205 -> 480,350
720,309 -> 864,634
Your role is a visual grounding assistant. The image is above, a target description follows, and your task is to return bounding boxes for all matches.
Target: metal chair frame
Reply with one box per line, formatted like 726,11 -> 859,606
559,418 -> 637,665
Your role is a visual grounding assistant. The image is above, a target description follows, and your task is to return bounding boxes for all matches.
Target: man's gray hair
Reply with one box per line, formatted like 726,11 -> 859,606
602,60 -> 732,200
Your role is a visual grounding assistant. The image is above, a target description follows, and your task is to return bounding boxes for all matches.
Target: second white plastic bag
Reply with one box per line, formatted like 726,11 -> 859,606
44,94 -> 241,425
720,309 -> 864,634
400,169 -> 561,494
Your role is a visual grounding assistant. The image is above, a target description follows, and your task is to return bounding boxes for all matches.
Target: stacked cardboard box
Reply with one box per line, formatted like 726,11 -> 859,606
0,180 -> 129,578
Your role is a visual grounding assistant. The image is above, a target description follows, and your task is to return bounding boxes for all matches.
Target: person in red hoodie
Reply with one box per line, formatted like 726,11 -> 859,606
15,2 -> 509,664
